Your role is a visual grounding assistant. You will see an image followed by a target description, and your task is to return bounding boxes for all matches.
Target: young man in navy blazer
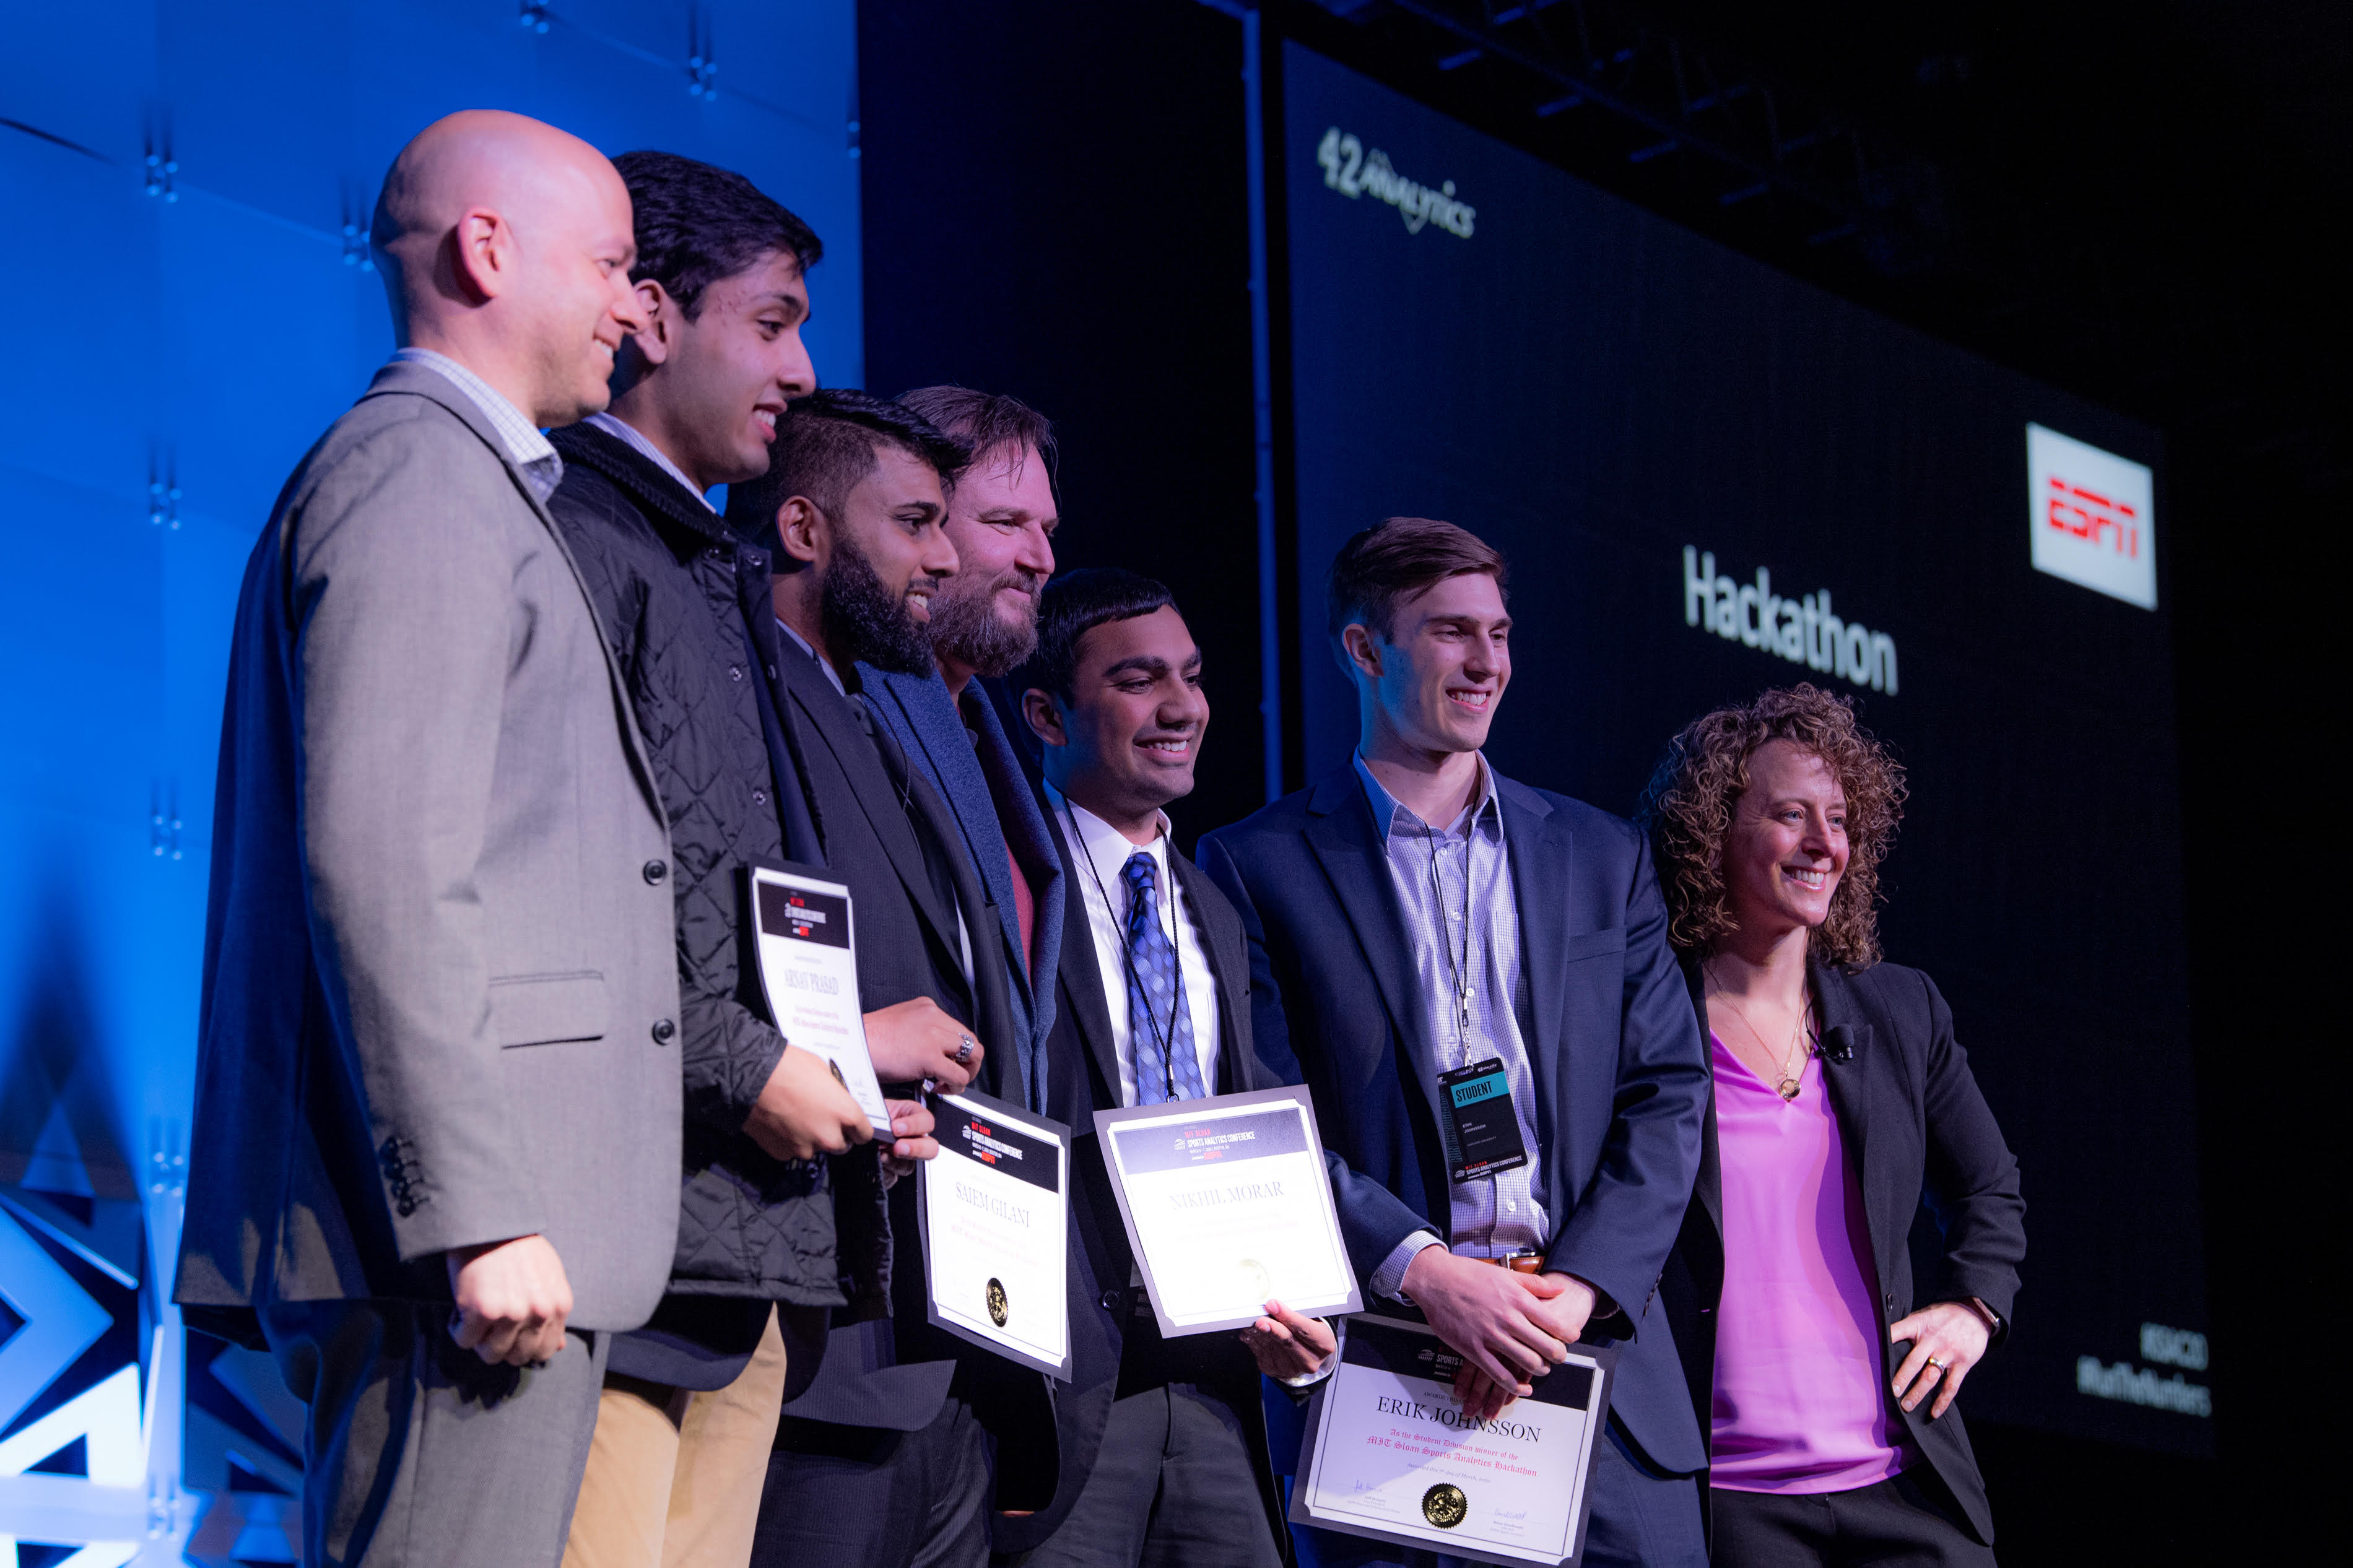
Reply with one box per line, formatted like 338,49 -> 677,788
1012,570 -> 1336,1565
1199,518 -> 1711,1567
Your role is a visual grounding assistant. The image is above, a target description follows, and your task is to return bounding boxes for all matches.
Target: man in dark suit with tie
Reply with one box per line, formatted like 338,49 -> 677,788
1199,519 -> 1711,1567
1009,568 -> 1336,1566
726,391 -> 1043,1568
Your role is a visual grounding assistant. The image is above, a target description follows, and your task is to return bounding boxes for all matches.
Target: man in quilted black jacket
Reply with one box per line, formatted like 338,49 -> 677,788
543,152 -> 981,1568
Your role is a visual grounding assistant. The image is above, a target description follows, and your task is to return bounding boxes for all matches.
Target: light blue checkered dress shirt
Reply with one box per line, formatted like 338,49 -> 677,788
389,348 -> 563,505
1355,753 -> 1552,1303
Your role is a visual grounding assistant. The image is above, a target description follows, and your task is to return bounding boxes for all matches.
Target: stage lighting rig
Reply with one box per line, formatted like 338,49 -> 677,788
1287,0 -> 1954,279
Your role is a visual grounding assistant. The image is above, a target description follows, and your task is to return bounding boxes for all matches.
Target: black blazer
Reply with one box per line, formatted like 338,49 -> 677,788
1200,764 -> 1711,1473
765,636 -> 1030,1434
547,421 -> 877,1391
999,802 -> 1290,1558
1657,957 -> 2025,1545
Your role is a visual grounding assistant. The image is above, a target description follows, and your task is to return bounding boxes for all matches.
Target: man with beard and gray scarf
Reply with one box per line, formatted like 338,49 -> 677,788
725,390 -> 1049,1568
856,388 -> 1066,1120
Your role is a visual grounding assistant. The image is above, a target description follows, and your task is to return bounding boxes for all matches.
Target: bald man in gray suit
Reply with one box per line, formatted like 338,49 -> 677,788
175,111 -> 681,1568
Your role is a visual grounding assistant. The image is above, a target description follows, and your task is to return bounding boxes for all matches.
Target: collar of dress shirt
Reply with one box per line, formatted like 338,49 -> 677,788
1352,750 -> 1502,840
775,617 -> 847,697
1044,783 -> 1174,900
388,348 -> 557,471
585,412 -> 718,511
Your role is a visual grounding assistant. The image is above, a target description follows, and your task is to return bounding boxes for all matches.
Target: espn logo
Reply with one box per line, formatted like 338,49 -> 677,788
2028,423 -> 2156,610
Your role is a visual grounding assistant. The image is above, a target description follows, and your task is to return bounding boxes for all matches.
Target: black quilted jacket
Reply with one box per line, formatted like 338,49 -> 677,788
546,420 -> 887,1309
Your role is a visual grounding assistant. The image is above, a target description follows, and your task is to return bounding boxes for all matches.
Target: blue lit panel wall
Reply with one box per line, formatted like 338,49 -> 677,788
0,4 -> 859,1560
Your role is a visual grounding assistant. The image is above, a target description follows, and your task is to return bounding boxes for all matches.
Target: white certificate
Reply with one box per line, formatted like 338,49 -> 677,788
1292,1315 -> 1616,1567
1094,1085 -> 1362,1336
920,1089 -> 1072,1380
747,865 -> 893,1137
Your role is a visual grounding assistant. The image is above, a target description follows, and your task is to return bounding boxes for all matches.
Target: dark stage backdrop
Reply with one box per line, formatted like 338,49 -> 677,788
857,0 -> 1266,846
1277,40 -> 2209,1457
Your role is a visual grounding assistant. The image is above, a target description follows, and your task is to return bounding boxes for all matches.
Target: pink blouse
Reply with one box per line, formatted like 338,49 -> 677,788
1708,1033 -> 1912,1494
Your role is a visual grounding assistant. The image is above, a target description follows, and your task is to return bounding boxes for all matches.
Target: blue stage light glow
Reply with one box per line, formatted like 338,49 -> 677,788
1,4 -> 861,1557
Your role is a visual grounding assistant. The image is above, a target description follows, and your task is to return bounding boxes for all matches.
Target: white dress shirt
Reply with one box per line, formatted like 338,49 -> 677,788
585,412 -> 717,511
1051,784 -> 1336,1385
1046,785 -> 1221,1105
775,617 -> 847,697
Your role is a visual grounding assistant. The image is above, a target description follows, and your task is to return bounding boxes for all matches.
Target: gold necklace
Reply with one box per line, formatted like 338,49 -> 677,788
1708,963 -> 1814,1101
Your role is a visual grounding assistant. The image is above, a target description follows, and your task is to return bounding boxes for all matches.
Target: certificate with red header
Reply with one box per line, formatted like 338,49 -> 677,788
1094,1085 -> 1362,1337
746,864 -> 893,1137
920,1088 -> 1072,1380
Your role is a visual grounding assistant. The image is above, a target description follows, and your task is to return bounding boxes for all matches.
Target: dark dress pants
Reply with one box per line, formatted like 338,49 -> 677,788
260,1297 -> 609,1568
754,1392 -> 993,1568
1011,1382 -> 1285,1568
1710,1468 -> 1995,1568
1295,1418 -> 1707,1568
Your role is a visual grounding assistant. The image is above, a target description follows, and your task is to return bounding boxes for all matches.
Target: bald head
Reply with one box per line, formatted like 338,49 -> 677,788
372,110 -> 645,427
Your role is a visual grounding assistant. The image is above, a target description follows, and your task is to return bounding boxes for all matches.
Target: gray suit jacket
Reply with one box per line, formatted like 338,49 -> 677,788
175,359 -> 684,1336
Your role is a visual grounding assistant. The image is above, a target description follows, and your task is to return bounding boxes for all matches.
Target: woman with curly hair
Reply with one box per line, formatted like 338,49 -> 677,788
1637,685 -> 2024,1567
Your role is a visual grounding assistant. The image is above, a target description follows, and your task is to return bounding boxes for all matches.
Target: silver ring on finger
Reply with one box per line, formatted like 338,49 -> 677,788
1926,1357 -> 1949,1372
954,1035 -> 974,1068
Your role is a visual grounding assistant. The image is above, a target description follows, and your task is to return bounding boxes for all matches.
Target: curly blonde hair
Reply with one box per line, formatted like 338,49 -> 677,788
1634,684 -> 1907,969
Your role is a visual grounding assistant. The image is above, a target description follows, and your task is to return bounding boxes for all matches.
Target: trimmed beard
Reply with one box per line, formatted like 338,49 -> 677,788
822,532 -> 937,676
926,566 -> 1043,679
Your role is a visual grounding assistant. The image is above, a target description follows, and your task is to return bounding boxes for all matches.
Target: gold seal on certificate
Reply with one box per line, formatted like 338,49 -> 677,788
1094,1085 -> 1362,1336
920,1089 -> 1072,1380
1292,1315 -> 1617,1566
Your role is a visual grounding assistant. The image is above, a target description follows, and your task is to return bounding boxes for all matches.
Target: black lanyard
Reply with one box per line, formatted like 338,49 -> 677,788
1064,799 -> 1190,1101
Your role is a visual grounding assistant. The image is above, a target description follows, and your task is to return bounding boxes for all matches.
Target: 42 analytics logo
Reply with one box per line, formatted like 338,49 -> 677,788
1315,127 -> 1476,238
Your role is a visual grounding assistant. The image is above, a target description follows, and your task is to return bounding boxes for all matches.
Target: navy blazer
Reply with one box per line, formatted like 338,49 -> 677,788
1199,763 -> 1711,1472
1658,957 -> 2025,1545
1003,801 -> 1290,1557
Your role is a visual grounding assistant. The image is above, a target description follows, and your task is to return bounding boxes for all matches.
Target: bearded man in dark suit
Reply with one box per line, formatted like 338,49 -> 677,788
731,391 -> 1035,1568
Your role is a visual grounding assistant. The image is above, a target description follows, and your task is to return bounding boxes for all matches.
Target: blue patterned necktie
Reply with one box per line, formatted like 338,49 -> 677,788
1122,852 -> 1206,1104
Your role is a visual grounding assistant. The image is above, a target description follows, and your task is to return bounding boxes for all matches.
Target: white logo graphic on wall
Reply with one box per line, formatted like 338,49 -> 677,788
1683,548 -> 1898,695
2076,1322 -> 2212,1418
2027,423 -> 2156,610
1316,128 -> 1475,238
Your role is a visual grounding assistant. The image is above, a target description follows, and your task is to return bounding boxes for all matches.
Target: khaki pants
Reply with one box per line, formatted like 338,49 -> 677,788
561,1306 -> 788,1568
